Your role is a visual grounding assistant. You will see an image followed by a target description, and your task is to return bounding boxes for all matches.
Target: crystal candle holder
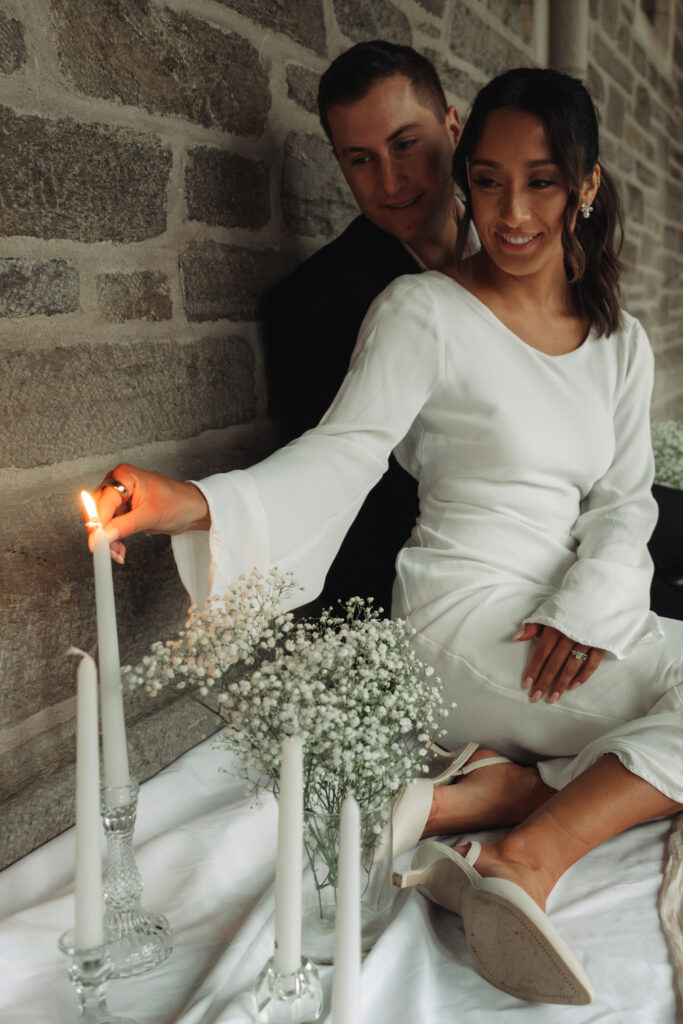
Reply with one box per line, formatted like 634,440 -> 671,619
58,930 -> 137,1024
101,781 -> 173,977
253,956 -> 324,1023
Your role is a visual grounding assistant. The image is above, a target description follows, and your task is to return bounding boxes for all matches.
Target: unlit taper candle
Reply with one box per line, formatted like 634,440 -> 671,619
331,794 -> 361,1023
72,648 -> 105,950
81,491 -> 130,795
273,734 -> 304,975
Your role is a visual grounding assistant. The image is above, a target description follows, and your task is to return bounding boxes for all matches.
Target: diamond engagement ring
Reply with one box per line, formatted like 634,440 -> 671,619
570,649 -> 589,661
101,477 -> 130,500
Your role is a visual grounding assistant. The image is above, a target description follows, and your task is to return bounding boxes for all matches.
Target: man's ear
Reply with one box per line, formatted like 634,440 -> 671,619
445,105 -> 461,150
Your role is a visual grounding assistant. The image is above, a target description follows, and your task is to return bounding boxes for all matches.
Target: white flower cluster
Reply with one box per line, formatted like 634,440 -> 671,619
123,572 -> 449,819
652,420 -> 683,490
122,568 -> 297,697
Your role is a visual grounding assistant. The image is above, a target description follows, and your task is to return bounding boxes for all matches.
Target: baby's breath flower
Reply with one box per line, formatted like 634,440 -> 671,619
122,569 -> 449,826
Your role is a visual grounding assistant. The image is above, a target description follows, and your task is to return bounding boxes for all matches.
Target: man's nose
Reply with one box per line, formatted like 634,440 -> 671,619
378,155 -> 407,196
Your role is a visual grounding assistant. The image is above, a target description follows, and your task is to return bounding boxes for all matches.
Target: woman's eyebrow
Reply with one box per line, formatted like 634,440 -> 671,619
470,158 -> 559,169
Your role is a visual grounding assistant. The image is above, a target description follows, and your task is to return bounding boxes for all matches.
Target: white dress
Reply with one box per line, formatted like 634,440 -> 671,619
173,273 -> 683,801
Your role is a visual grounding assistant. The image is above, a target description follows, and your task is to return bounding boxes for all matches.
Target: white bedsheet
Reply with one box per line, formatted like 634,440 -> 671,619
0,736 -> 677,1023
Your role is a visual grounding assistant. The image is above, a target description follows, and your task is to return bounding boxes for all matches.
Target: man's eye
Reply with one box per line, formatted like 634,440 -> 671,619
395,138 -> 418,151
350,155 -> 370,167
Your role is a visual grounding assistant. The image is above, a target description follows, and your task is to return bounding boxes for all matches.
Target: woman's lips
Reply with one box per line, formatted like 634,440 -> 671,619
497,232 -> 541,251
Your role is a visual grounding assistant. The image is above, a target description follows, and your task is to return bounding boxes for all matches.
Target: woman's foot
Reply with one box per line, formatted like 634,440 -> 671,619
424,748 -> 553,839
452,836 -> 555,910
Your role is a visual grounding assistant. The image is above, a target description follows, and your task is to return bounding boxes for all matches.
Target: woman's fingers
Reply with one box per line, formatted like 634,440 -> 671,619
83,463 -> 211,560
522,626 -> 603,703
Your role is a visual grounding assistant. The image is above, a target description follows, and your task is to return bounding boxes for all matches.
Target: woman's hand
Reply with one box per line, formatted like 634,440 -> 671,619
83,463 -> 211,563
513,623 -> 605,703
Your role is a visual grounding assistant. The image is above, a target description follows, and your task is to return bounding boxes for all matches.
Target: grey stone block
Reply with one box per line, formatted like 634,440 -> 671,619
0,695 -> 223,869
1,335 -> 255,467
0,10 -> 25,74
606,84 -> 625,138
593,33 -> 632,94
586,63 -> 605,104
626,182 -> 644,223
414,0 -> 444,14
186,148 -> 270,230
332,0 -> 412,46
96,271 -> 171,322
180,241 -> 291,322
281,131 -> 356,238
425,51 -> 481,104
286,63 -> 320,115
450,6 -> 529,76
0,106 -> 170,242
486,0 -> 533,45
216,0 -> 326,56
0,258 -> 78,317
53,0 -> 270,136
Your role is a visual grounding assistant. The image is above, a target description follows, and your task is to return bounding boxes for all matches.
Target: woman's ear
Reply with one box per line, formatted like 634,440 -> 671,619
580,163 -> 601,208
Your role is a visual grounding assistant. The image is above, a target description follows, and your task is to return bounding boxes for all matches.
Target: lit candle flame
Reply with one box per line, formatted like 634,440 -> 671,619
80,490 -> 100,528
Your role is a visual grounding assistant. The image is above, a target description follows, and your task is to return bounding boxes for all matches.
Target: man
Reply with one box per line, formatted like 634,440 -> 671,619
264,41 -> 468,612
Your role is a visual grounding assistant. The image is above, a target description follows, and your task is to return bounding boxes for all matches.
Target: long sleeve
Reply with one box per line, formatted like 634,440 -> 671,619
525,318 -> 663,658
172,276 -> 444,609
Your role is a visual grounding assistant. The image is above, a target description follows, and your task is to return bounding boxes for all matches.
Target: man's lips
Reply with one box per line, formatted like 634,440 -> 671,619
383,193 -> 424,210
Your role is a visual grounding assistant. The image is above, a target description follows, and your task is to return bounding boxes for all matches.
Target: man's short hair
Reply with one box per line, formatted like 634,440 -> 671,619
318,40 -> 448,143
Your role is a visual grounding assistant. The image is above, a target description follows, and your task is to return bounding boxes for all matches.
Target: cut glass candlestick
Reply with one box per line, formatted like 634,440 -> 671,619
253,956 -> 324,1023
101,781 -> 173,978
58,930 -> 137,1024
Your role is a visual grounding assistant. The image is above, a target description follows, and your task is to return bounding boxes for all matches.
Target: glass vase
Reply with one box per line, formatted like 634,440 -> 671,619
301,802 -> 393,963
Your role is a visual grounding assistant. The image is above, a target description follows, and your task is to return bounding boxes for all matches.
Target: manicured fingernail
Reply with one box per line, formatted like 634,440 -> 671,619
531,690 -> 543,703
511,629 -> 525,641
569,681 -> 580,690
548,692 -> 560,703
112,550 -> 125,565
522,677 -> 534,691
104,526 -> 120,542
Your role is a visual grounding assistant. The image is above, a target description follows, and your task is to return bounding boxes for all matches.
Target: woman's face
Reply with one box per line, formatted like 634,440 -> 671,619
468,107 -> 578,281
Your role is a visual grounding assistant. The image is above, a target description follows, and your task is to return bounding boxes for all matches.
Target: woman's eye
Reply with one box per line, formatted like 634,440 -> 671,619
529,178 -> 556,189
472,176 -> 499,189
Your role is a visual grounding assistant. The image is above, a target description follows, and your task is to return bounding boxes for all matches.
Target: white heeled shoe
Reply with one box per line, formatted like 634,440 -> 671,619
391,741 -> 512,859
394,840 -> 594,1005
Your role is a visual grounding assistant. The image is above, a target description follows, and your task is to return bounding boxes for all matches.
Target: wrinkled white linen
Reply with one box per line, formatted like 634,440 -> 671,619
173,273 -> 683,798
0,737 -> 677,1023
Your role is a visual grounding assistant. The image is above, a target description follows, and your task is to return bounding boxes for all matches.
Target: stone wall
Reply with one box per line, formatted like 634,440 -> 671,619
587,0 -> 683,417
0,0 -> 681,868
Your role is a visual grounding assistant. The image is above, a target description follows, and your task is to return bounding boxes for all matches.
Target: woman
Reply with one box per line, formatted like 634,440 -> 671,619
90,69 -> 683,1005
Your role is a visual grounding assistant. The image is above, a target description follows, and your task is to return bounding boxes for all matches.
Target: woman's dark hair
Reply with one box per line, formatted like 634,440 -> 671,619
318,41 -> 448,143
452,67 -> 623,337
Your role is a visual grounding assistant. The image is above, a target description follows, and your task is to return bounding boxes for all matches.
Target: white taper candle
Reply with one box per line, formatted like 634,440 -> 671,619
331,794 -> 361,1024
273,734 -> 304,975
72,648 -> 105,950
83,492 -> 130,793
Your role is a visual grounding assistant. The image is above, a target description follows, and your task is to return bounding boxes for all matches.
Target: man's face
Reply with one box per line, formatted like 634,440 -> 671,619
327,75 -> 461,250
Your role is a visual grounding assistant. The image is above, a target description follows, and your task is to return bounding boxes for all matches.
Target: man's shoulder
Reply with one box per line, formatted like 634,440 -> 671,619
270,216 -> 418,302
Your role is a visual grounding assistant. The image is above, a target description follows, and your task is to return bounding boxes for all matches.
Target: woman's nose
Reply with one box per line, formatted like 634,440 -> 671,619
499,186 -> 530,225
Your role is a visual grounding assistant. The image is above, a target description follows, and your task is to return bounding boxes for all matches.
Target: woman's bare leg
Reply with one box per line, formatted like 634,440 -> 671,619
458,754 -> 683,909
423,748 -> 554,836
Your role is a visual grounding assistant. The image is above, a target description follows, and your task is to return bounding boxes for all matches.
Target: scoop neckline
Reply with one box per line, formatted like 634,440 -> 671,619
434,272 -> 595,360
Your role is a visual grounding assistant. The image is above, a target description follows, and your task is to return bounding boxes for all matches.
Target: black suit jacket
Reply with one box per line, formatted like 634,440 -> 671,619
263,215 -> 421,612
